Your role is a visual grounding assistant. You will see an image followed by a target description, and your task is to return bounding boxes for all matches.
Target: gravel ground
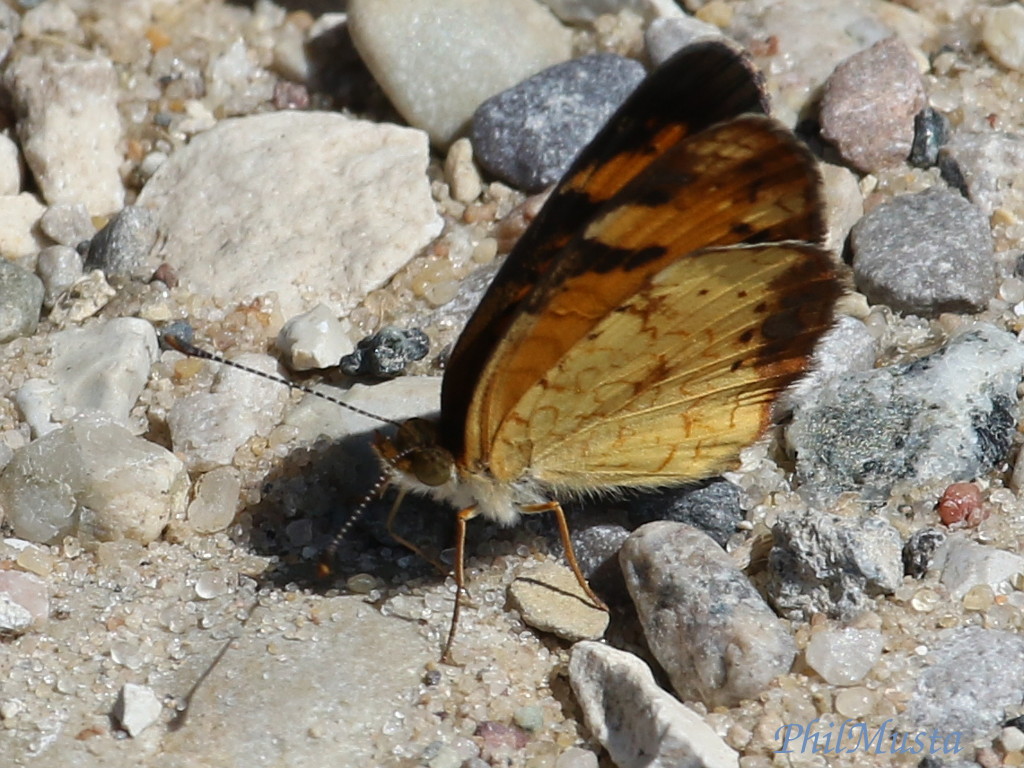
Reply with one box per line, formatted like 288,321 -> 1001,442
3,1 -> 1024,768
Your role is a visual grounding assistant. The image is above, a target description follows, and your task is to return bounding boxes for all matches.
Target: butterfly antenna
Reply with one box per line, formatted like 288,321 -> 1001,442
162,328 -> 403,428
316,469 -> 392,578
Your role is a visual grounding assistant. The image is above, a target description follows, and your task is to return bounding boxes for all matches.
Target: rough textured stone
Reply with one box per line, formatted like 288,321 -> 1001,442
769,511 -> 903,621
620,522 -> 795,707
788,325 -> 1024,505
84,205 -> 159,281
850,187 -> 995,316
507,561 -> 609,642
136,112 -> 442,320
4,48 -> 124,215
471,54 -> 646,192
569,641 -> 739,768
820,36 -> 926,172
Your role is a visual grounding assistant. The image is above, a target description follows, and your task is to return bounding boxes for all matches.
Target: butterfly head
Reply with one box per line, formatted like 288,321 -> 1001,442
374,417 -> 455,488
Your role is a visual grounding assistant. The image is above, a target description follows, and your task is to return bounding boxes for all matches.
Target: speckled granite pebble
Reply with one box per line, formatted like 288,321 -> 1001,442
471,54 -> 646,192
820,36 -> 926,172
850,186 -> 995,316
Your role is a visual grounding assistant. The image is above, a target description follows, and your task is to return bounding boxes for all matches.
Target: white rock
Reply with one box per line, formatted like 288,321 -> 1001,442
0,571 -> 47,633
187,467 -> 242,534
21,0 -> 80,40
276,304 -> 354,371
0,133 -> 22,196
167,353 -> 289,471
348,0 -> 572,147
47,269 -> 116,324
981,3 -> 1024,73
5,49 -> 124,216
0,193 -> 46,262
113,683 -> 162,737
15,317 -> 159,437
569,642 -> 738,768
137,112 -> 441,320
805,627 -> 883,686
936,536 -> 1024,600
0,414 -> 188,545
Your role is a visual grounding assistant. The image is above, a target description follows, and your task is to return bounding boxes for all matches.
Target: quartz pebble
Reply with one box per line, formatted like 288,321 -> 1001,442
939,130 -> 1024,219
14,317 -> 158,436
935,536 -> 1024,600
819,36 -> 926,172
35,245 -> 83,308
186,466 -> 241,534
276,303 -> 354,371
4,48 -> 124,215
620,522 -> 795,706
0,413 -> 188,544
0,570 -> 47,633
981,3 -> 1024,73
805,627 -> 883,686
136,112 -> 442,320
0,259 -> 43,342
167,352 -> 289,471
569,641 -> 738,768
0,193 -> 47,262
113,683 -> 162,737
348,0 -> 572,148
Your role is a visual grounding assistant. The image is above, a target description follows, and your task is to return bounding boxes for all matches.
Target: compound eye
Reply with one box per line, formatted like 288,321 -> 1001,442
410,448 -> 453,487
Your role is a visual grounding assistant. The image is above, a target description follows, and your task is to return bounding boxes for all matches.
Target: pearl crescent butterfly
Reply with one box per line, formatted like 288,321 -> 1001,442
167,40 -> 840,663
370,40 -> 841,661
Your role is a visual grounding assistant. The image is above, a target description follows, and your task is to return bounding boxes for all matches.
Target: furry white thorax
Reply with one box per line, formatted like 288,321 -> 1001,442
383,459 -> 549,527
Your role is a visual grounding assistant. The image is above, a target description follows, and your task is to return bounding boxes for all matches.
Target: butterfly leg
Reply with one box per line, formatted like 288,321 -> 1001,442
385,488 -> 449,576
441,505 -> 479,665
519,501 -> 609,612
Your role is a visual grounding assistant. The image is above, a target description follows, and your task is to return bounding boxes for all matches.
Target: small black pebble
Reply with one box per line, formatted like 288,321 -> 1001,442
908,107 -> 950,168
340,326 -> 429,378
902,527 -> 947,578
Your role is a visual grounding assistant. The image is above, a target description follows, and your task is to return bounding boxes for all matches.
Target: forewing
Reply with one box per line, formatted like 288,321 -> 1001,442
493,243 -> 841,487
441,40 -> 774,459
459,115 -> 828,473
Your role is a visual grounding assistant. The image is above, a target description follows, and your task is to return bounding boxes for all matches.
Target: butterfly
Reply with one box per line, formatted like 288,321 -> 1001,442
368,40 -> 841,663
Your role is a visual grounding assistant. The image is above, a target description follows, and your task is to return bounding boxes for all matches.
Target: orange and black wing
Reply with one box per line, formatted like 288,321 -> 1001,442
440,41 -> 777,459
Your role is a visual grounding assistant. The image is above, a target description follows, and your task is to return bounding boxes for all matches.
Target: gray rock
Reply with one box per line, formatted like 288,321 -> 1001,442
620,522 -> 795,707
0,260 -> 43,342
39,203 -> 94,247
768,510 -> 903,621
471,54 -> 646,192
820,36 -> 926,172
340,325 -> 430,379
850,187 -> 995,316
84,205 -> 158,281
939,130 -> 1024,218
787,325 -> 1024,505
348,0 -> 572,148
904,627 -> 1024,741
35,244 -> 83,309
628,480 -> 743,548
0,413 -> 188,545
569,641 -> 739,768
